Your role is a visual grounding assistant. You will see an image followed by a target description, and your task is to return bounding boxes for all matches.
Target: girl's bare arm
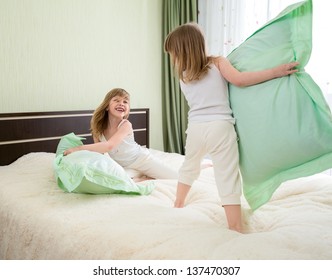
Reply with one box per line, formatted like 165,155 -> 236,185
215,56 -> 299,87
63,120 -> 132,155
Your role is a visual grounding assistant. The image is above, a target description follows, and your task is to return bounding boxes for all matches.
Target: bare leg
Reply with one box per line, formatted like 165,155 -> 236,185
174,182 -> 191,208
223,204 -> 242,233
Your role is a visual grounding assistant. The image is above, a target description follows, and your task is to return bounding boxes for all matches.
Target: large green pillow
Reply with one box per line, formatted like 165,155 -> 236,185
227,0 -> 332,210
54,133 -> 154,195
55,132 -> 85,156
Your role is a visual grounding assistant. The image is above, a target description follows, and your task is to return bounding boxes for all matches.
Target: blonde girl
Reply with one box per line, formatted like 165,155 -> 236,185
64,88 -> 178,181
164,23 -> 298,232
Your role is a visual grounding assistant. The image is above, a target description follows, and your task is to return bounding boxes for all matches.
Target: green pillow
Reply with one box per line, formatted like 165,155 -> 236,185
55,132 -> 85,156
227,0 -> 332,210
54,133 -> 154,195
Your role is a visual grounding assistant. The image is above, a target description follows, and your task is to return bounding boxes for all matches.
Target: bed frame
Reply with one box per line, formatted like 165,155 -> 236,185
0,108 -> 149,166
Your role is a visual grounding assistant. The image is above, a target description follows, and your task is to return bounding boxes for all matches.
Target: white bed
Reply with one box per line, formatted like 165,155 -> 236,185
1,110 -> 332,260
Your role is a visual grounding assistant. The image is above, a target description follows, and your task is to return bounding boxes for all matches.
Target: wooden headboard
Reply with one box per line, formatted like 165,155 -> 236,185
0,108 -> 149,166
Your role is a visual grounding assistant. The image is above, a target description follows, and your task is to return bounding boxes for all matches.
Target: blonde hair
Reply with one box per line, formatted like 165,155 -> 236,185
164,23 -> 213,82
90,88 -> 130,140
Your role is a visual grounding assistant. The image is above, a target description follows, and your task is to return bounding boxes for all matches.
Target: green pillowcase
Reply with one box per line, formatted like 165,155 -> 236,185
227,0 -> 332,210
55,132 -> 85,156
54,133 -> 154,195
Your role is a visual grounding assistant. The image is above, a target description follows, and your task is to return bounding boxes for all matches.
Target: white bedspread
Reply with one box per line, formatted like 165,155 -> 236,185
1,151 -> 332,260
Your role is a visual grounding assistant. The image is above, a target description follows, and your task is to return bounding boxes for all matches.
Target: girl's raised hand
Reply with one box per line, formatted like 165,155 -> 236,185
273,61 -> 299,77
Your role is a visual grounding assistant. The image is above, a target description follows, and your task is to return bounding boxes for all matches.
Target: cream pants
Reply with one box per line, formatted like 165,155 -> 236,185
124,149 -> 179,180
179,120 -> 242,205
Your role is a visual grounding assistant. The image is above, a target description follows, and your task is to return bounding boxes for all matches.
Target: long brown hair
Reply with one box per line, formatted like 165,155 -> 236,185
164,23 -> 213,82
90,88 -> 130,140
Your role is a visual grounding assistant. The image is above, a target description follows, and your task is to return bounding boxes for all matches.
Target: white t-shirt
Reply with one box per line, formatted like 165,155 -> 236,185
100,120 -> 148,167
180,64 -> 235,124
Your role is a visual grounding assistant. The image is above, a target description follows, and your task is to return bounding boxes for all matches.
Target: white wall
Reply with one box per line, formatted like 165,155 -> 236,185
0,0 -> 164,150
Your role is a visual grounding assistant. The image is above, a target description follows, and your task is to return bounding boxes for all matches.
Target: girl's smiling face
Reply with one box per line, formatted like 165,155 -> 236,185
108,95 -> 130,119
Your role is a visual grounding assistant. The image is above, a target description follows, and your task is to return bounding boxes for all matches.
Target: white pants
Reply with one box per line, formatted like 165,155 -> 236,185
179,120 -> 242,205
124,149 -> 179,180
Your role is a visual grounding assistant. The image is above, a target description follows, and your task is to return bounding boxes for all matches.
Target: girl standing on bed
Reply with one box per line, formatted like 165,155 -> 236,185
64,88 -> 178,182
164,23 -> 298,233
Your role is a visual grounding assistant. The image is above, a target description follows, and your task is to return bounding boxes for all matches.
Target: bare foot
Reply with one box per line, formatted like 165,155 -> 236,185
201,162 -> 213,169
229,226 -> 243,233
174,200 -> 185,208
224,204 -> 242,233
133,176 -> 154,182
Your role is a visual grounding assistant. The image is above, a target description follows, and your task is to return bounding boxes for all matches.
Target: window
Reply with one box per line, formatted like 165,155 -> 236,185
198,0 -> 331,106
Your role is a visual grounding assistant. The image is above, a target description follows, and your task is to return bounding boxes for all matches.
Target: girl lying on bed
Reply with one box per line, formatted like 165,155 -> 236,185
63,88 -> 179,182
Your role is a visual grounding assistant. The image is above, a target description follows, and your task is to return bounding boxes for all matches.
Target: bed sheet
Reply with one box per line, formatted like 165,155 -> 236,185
0,150 -> 332,260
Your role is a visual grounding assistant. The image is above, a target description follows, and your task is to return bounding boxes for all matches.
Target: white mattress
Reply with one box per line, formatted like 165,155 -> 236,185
1,150 -> 332,260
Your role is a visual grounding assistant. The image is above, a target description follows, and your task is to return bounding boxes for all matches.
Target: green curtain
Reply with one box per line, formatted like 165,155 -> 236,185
162,0 -> 198,154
